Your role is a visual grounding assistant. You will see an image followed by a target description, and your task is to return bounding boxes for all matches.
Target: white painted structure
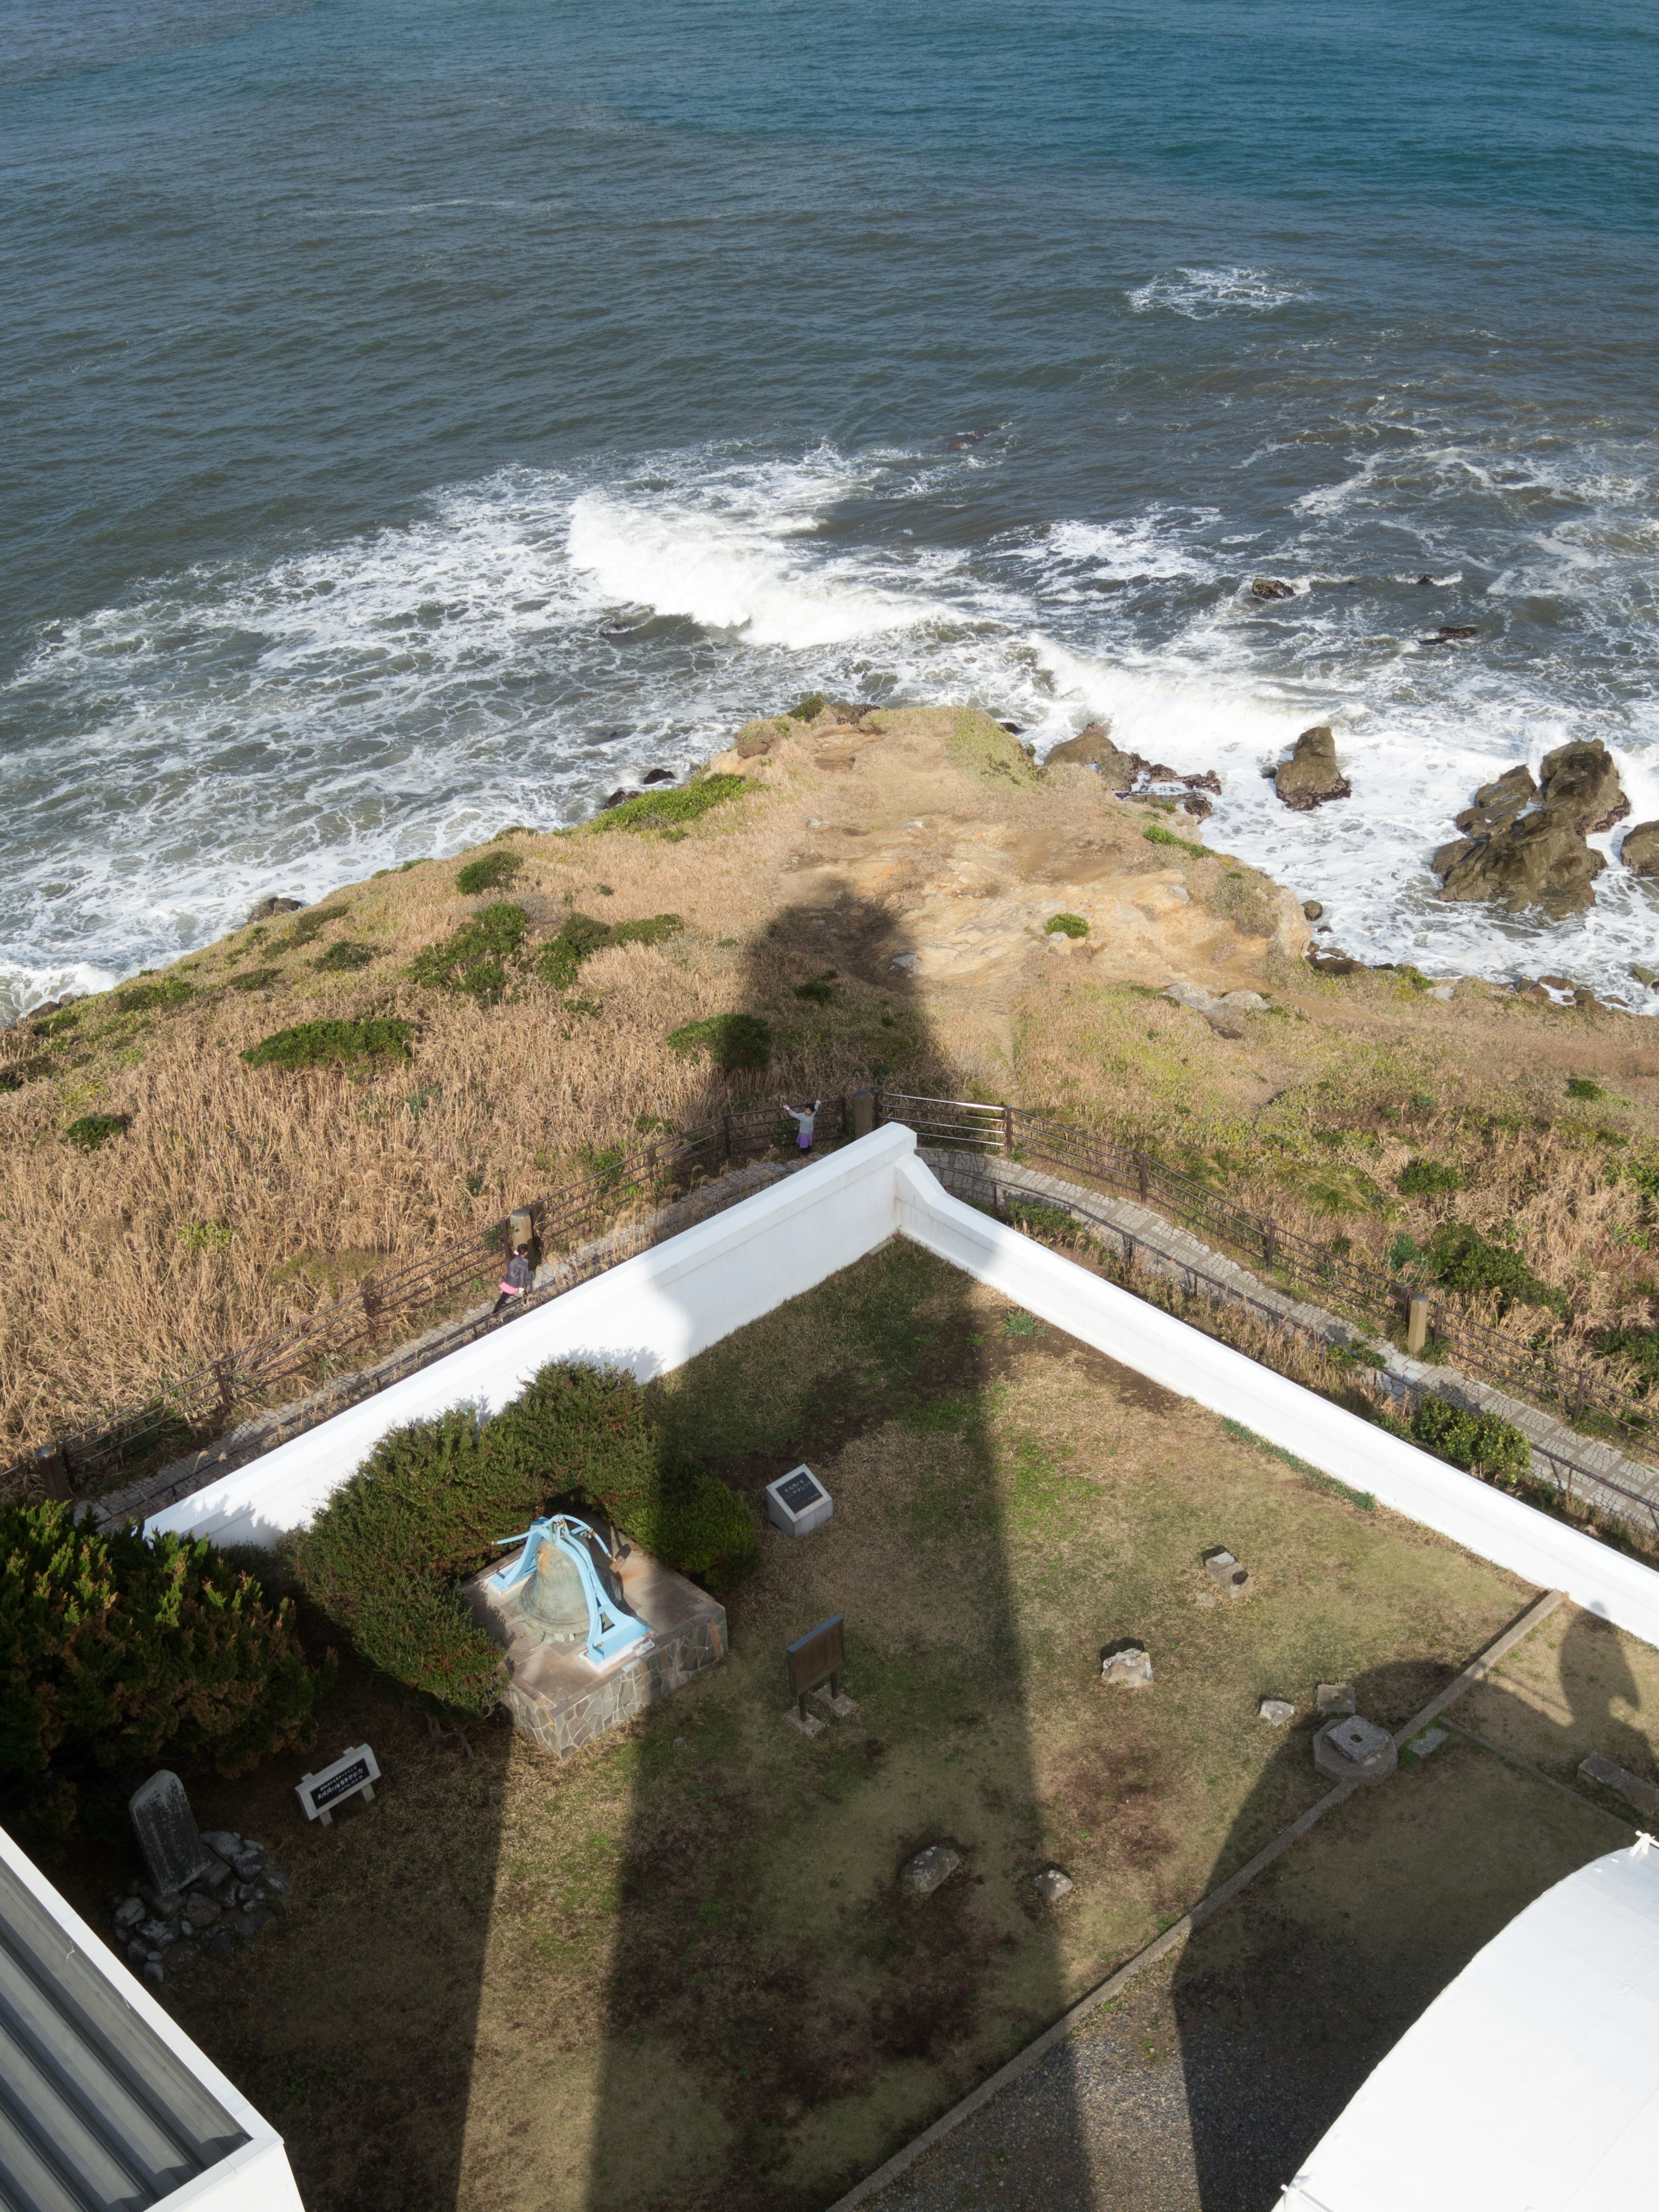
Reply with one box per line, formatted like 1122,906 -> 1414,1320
148,1125 -> 1659,1649
0,1823 -> 304,2212
1277,1839 -> 1659,2212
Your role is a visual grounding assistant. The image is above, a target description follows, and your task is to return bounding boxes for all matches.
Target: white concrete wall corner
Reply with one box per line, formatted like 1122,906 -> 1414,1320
146,1123 -> 918,1550
0,1825 -> 305,2212
894,1155 -> 1659,1651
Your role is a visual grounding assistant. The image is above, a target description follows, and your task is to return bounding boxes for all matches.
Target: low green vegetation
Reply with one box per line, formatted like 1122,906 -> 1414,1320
228,966 -> 284,993
0,1503 -> 326,1828
666,1011 -> 772,1071
792,970 -> 837,1002
1420,1221 -> 1568,1317
1597,1325 -> 1659,1394
242,1018 -> 415,1071
785,691 -> 827,721
455,849 -> 524,896
1408,1397 -> 1531,1483
1397,1157 -> 1463,1197
1567,1076 -> 1605,1101
277,912 -> 332,949
1045,912 -> 1089,939
1144,820 -> 1207,859
590,774 -> 751,838
63,1112 -> 130,1150
288,1362 -> 756,1713
408,902 -> 528,1003
115,977 -> 194,1015
313,941 -> 379,974
1213,865 -> 1278,936
536,909 -> 682,990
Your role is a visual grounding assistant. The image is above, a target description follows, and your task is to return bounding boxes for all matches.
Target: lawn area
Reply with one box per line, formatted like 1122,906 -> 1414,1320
43,1242 -> 1562,2212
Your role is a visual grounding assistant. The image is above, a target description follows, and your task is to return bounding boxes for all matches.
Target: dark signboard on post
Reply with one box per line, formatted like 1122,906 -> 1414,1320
786,1615 -> 845,1722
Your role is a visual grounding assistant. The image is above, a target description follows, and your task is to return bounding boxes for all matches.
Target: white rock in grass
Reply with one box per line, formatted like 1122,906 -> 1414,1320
1259,1698 -> 1295,1726
901,1846 -> 963,1898
1032,1867 -> 1074,1904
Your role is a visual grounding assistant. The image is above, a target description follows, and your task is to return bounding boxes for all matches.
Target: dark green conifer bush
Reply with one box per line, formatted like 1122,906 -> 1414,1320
64,1112 -> 131,1150
408,903 -> 528,1002
0,1504 -> 326,1794
455,849 -> 525,896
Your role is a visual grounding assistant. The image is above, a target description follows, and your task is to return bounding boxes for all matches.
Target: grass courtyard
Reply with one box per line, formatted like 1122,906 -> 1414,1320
44,1239 -> 1656,2211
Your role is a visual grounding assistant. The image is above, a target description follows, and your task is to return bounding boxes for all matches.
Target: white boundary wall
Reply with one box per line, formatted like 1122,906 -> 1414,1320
148,1126 -> 1659,1650
0,1824 -> 305,2212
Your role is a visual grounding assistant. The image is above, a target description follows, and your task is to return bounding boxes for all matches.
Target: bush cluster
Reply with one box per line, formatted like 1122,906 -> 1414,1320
115,978 -> 194,1015
591,774 -> 751,839
64,1112 -> 130,1151
1044,913 -> 1089,939
536,909 -> 681,991
667,1011 -> 772,1071
242,1018 -> 415,1071
228,966 -> 284,993
0,1504 -> 327,1804
408,903 -> 528,1003
314,941 -> 380,974
1421,1220 -> 1567,1317
1144,820 -> 1207,859
1409,1396 -> 1531,1483
289,1362 -> 756,1713
1397,1157 -> 1463,1198
455,849 -> 524,896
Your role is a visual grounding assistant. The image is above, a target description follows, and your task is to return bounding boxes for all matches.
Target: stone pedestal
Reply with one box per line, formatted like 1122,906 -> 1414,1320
464,1543 -> 726,1758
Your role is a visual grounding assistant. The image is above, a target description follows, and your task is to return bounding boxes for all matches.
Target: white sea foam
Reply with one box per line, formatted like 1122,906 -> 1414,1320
6,429 -> 1659,1021
1128,267 -> 1310,318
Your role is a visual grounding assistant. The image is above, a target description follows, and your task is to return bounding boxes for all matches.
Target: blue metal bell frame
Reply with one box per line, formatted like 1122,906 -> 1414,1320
489,1513 -> 652,1667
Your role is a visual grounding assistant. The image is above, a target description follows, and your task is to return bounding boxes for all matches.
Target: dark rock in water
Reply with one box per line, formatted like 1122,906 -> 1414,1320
998,720 -> 1025,734
1432,838 -> 1476,879
1045,722 -> 1139,785
1416,574 -> 1435,585
1046,722 -> 1221,807
1307,949 -> 1361,976
641,768 -> 675,786
1629,965 -> 1659,988
1440,809 -> 1605,915
1251,578 -> 1295,601
1181,792 -> 1213,820
1456,764 -> 1536,839
602,788 -> 643,810
1622,823 -> 1659,877
247,896 -> 303,924
1539,739 -> 1627,834
1275,726 -> 1351,811
1301,899 -> 1324,921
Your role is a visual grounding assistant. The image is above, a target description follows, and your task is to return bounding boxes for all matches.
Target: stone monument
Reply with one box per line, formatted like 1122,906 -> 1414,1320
128,1770 -> 212,1903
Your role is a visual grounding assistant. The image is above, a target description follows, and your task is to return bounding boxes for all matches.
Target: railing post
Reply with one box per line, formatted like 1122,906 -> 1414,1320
32,1440 -> 73,1501
1136,1151 -> 1150,1204
1407,1295 -> 1430,1359
851,1090 -> 874,1140
721,1112 -> 732,1164
1002,1103 -> 1014,1159
1263,1222 -> 1277,1275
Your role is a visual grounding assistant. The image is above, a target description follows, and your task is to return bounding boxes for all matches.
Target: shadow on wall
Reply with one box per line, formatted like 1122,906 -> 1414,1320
1170,1615 -> 1640,2211
572,896 -> 1089,2208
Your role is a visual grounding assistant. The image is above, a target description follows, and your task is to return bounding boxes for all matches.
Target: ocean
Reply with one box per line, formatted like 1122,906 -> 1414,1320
3,0 -> 1657,1020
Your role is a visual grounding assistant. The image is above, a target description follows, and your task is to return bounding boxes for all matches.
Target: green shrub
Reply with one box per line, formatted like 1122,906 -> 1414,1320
785,692 -> 827,723
612,912 -> 682,949
409,903 -> 528,1003
277,912 -> 331,949
591,774 -> 752,839
242,1018 -> 415,1071
228,966 -> 285,993
1421,1221 -> 1567,1316
455,849 -> 525,896
0,1504 -> 326,1790
1044,913 -> 1089,939
534,909 -> 680,991
64,1113 -> 130,1151
1410,1397 -> 1531,1482
115,978 -> 194,1015
1387,1232 -> 1421,1270
1397,1157 -> 1462,1197
313,941 -> 379,974
666,1012 -> 772,1071
1567,1076 -> 1605,1101
1144,822 -> 1207,859
793,978 -> 836,1003
289,1365 -> 756,1713
1598,1327 -> 1659,1395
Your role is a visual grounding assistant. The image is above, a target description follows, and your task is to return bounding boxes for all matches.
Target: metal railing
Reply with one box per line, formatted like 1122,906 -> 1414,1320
7,1084 -> 1656,1509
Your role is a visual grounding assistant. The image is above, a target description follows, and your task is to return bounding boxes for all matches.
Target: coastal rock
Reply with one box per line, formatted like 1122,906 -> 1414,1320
901,1845 -> 963,1898
1440,808 -> 1605,915
1046,724 -> 1224,811
246,897 -> 303,924
1044,723 -> 1140,785
641,768 -> 676,786
1623,822 -> 1659,877
1274,727 -> 1351,812
1538,740 -> 1627,834
1301,900 -> 1324,921
1251,578 -> 1295,601
1455,765 -> 1535,839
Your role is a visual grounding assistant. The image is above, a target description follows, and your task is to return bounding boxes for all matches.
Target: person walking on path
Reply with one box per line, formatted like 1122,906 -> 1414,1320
493,1248 -> 532,1317
783,1098 -> 822,1154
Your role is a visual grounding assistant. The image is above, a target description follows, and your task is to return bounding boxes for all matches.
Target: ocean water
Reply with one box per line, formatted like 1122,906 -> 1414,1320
3,0 -> 1657,1019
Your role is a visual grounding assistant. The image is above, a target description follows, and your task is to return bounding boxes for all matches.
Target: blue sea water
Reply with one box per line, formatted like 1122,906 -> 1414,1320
3,0 -> 1657,1016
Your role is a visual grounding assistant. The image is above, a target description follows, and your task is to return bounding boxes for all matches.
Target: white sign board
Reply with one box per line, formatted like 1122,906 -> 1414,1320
765,1463 -> 833,1538
296,1742 -> 380,1827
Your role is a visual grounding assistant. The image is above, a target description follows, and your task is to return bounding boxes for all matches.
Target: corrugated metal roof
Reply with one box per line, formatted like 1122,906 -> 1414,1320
0,1853 -> 246,2212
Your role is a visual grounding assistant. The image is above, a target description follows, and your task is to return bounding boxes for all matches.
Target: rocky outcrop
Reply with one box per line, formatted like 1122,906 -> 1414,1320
246,896 -> 303,923
1046,724 -> 1221,815
1623,822 -> 1659,877
1434,741 -> 1626,916
1274,726 -> 1351,811
1251,578 -> 1294,601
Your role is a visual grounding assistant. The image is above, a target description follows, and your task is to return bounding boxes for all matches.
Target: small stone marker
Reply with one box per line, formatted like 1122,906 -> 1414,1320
901,1845 -> 962,1897
1407,1727 -> 1448,1759
765,1463 -> 833,1538
1032,1867 -> 1074,1904
1259,1697 -> 1295,1726
129,1771 -> 212,1901
296,1742 -> 381,1826
785,1614 -> 847,1734
1314,1713 -> 1397,1786
1102,1640 -> 1153,1688
1203,1548 -> 1252,1597
1316,1682 -> 1357,1716
1580,1751 -> 1659,1815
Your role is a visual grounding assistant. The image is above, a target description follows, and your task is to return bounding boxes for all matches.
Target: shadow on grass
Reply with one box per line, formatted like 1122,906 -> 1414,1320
1170,1620 -> 1639,2211
580,894 -> 1086,2209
